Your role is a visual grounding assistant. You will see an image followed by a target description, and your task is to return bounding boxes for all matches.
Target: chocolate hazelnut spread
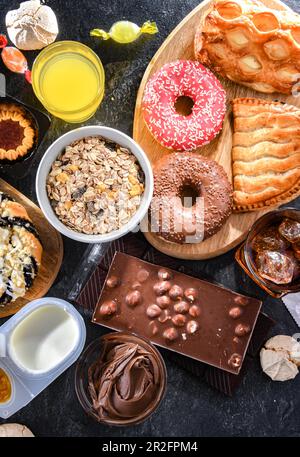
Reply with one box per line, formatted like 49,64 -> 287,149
88,334 -> 165,423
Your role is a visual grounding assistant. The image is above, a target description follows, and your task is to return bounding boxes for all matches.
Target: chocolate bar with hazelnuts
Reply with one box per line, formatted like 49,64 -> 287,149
92,252 -> 262,375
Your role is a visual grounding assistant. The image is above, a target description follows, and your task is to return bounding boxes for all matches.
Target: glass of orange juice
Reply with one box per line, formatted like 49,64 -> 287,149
32,41 -> 105,123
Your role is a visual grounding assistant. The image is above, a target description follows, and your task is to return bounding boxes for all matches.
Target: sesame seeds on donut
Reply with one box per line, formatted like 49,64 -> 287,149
150,153 -> 233,244
142,60 -> 226,151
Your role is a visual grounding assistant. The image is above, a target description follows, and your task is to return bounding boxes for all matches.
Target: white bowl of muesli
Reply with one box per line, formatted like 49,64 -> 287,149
36,126 -> 153,243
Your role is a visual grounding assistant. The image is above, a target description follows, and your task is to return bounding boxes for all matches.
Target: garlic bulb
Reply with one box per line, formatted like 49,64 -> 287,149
5,1 -> 58,51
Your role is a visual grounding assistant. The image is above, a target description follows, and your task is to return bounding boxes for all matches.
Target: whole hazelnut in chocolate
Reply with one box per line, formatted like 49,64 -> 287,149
172,314 -> 186,327
156,295 -> 171,309
234,295 -> 248,306
158,269 -> 172,280
158,310 -> 171,323
229,307 -> 243,319
184,288 -> 198,302
163,327 -> 179,342
186,320 -> 199,334
228,353 -> 242,368
153,280 -> 171,296
174,301 -> 189,314
235,323 -> 251,337
125,290 -> 142,307
146,304 -> 162,318
106,276 -> 119,288
169,284 -> 183,300
99,300 -> 117,316
189,305 -> 201,318
131,281 -> 141,290
233,336 -> 242,345
137,269 -> 149,283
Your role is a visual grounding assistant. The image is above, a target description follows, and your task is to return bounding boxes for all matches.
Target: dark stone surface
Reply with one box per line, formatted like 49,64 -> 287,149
0,0 -> 300,437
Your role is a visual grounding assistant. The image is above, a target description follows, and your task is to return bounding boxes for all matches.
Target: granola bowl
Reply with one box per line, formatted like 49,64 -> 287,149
36,126 -> 153,243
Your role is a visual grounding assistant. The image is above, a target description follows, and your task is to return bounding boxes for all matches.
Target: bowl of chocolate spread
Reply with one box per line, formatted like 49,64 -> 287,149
75,332 -> 167,425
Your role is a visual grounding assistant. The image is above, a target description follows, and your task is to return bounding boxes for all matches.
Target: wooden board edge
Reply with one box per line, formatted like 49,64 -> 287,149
0,178 -> 64,318
143,231 -> 246,260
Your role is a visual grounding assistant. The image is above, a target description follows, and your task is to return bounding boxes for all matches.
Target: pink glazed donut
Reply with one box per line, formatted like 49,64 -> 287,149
142,60 -> 226,151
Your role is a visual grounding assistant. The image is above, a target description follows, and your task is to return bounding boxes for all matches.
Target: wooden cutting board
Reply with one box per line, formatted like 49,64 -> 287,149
0,179 -> 63,318
133,0 -> 299,260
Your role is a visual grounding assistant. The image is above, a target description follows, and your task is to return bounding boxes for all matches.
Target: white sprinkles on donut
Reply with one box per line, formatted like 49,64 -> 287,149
142,60 -> 227,151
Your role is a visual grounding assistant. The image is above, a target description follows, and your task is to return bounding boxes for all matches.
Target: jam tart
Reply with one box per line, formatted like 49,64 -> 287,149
0,103 -> 36,162
0,191 -> 42,306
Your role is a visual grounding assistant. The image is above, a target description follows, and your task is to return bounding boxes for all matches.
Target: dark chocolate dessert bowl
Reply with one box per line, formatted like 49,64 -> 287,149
238,208 -> 300,297
75,332 -> 167,426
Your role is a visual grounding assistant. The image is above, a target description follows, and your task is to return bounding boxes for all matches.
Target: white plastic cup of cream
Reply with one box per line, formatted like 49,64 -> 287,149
9,303 -> 80,375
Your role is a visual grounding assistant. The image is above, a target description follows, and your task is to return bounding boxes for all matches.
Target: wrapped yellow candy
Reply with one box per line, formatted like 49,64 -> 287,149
90,20 -> 158,44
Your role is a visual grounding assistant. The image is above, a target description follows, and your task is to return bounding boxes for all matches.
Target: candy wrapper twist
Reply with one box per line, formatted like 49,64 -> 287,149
0,35 -> 31,83
90,20 -> 158,44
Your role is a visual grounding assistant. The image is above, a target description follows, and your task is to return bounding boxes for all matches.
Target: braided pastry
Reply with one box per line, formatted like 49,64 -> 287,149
232,98 -> 300,211
0,192 -> 42,306
195,0 -> 300,94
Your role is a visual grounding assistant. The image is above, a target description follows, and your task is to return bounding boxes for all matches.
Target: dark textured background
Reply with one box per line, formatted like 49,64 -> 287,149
0,0 -> 300,437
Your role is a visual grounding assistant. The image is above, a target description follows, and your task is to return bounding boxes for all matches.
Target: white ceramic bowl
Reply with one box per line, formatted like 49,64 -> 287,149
36,126 -> 153,243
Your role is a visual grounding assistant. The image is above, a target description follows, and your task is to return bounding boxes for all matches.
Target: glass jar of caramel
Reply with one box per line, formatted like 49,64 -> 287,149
235,208 -> 300,298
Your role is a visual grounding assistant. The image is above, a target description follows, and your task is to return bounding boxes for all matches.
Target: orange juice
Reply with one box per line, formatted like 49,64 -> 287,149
32,41 -> 105,123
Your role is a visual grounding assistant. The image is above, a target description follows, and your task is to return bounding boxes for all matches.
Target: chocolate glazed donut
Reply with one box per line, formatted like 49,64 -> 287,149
151,153 -> 233,244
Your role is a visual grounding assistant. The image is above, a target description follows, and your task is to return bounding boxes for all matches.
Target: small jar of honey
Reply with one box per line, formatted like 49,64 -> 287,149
0,367 -> 12,404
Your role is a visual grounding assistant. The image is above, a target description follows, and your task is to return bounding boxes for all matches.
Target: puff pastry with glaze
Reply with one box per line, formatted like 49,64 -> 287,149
232,98 -> 300,212
195,0 -> 300,94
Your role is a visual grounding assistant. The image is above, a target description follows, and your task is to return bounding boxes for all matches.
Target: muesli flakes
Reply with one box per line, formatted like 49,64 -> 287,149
46,136 -> 145,235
